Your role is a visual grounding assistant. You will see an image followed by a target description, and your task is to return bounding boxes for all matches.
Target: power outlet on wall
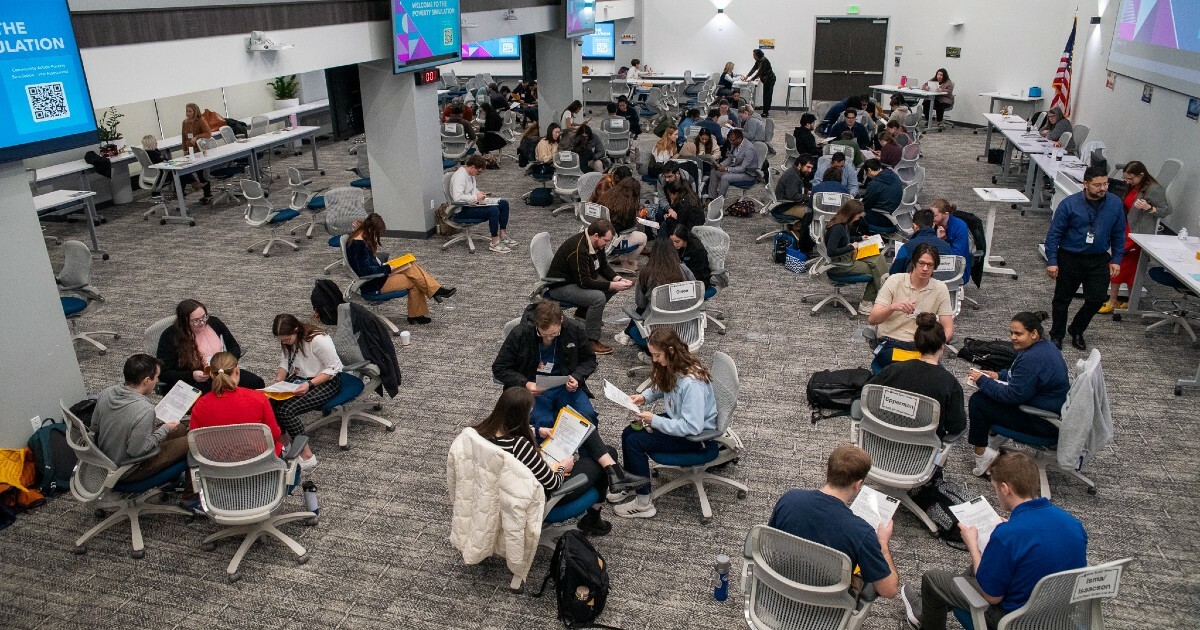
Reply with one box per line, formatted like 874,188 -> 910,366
30,416 -> 41,431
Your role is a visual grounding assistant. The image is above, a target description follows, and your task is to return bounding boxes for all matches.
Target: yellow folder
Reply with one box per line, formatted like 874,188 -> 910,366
387,253 -> 415,268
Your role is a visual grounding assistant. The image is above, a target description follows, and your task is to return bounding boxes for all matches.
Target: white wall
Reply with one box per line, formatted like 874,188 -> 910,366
1073,0 -> 1200,235
640,0 -> 1077,122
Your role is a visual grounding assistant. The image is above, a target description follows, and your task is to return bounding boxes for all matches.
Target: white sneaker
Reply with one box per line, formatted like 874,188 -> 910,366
606,489 -> 633,504
987,434 -> 1011,451
500,235 -> 518,247
858,301 -> 874,316
298,453 -> 319,472
613,331 -> 632,346
488,242 -> 512,253
612,497 -> 657,518
972,447 -> 1000,477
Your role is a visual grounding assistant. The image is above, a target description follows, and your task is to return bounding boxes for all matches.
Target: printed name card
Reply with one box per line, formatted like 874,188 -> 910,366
879,389 -> 920,418
1070,567 -> 1122,604
668,282 -> 698,302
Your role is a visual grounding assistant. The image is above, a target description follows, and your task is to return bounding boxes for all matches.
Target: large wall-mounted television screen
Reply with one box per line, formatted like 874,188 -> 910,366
582,22 -> 614,60
463,36 -> 521,60
1108,0 -> 1200,97
566,0 -> 596,39
0,0 -> 99,164
392,0 -> 461,74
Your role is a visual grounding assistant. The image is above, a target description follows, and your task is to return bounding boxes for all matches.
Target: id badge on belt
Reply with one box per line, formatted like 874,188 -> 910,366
1085,232 -> 1095,244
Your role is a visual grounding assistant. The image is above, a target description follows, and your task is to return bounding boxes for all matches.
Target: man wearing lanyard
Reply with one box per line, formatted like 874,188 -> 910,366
1044,165 -> 1126,351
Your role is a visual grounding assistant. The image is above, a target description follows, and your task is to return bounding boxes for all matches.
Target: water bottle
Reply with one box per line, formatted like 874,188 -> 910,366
712,554 -> 731,601
1179,227 -> 1189,241
899,75 -> 907,88
302,480 -> 320,515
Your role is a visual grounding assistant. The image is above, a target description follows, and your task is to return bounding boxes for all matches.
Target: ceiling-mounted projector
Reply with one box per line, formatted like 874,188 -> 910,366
246,31 -> 294,52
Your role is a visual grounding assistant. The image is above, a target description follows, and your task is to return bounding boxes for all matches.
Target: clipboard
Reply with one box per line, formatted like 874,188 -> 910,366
540,406 -> 595,464
387,253 -> 416,268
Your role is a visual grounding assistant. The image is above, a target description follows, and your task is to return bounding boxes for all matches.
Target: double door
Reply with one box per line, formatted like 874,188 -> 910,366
812,17 -> 889,102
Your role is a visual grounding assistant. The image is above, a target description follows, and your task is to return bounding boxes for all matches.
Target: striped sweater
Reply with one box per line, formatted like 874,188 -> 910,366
490,435 -> 563,492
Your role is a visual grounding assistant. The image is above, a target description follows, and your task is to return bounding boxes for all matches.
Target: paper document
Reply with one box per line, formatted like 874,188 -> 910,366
850,485 -> 901,530
540,406 -> 595,464
637,217 -> 660,229
981,188 -> 1026,202
856,234 -> 883,259
387,253 -> 416,268
471,197 -> 502,206
262,381 -> 304,393
603,379 -> 641,413
535,375 -> 571,390
155,381 -> 201,424
949,496 -> 1005,552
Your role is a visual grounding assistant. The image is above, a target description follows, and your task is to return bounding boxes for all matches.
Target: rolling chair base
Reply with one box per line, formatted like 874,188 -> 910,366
323,258 -> 346,275
74,488 -> 191,558
308,403 -> 395,450
441,229 -> 482,253
706,310 -> 727,334
650,442 -> 747,523
550,203 -> 576,216
801,291 -> 859,318
72,331 -> 119,355
201,511 -> 317,580
247,236 -> 300,257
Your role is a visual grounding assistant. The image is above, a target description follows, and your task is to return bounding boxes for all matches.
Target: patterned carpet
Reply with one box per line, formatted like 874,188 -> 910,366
4,107 -> 1197,629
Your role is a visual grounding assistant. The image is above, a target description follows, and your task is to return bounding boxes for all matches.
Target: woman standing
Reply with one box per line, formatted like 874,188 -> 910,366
270,314 -> 344,470
744,49 -> 777,117
615,328 -> 719,518
189,352 -> 285,456
346,213 -> 456,325
823,199 -> 886,314
1100,161 -> 1171,313
157,299 -> 265,393
922,68 -> 955,127
596,177 -> 648,274
180,103 -> 213,204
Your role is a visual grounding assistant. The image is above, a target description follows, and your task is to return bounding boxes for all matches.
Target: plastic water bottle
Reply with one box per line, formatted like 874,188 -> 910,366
713,554 -> 731,601
302,480 -> 320,515
899,75 -> 907,88
1179,227 -> 1189,241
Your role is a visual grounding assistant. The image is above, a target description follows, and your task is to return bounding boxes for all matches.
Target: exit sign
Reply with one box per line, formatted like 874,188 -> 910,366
847,5 -> 860,14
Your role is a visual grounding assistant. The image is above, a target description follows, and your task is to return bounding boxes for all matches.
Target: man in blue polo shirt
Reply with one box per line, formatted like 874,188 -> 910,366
890,209 -> 951,275
931,199 -> 973,286
769,445 -> 900,600
900,452 -> 1087,629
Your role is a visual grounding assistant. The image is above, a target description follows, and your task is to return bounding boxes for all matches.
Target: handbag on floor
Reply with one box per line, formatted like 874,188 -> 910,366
531,530 -> 621,629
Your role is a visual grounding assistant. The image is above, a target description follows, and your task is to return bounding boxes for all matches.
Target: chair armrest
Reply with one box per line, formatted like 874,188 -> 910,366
850,399 -> 862,421
858,582 -> 879,604
282,436 -> 309,462
1018,405 -> 1060,421
123,446 -> 162,467
689,429 -> 723,442
953,577 -> 990,611
548,474 -> 589,499
624,306 -> 645,321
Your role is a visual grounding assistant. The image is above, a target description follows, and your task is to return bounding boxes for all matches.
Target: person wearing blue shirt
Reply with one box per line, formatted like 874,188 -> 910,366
930,199 -> 973,285
344,213 -> 455,325
861,159 -> 903,232
810,164 -> 851,207
813,152 -> 859,196
615,327 -> 718,519
890,209 -> 951,275
676,108 -> 701,148
827,108 -> 872,150
696,107 -> 725,146
900,452 -> 1086,630
1044,165 -> 1126,350
965,311 -> 1070,476
769,445 -> 899,600
820,95 -> 866,135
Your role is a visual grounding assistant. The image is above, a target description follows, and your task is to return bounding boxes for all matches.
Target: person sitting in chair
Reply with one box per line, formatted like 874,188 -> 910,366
861,159 -> 903,232
189,352 -> 285,456
91,354 -> 188,482
345,213 -> 457,325
824,199 -> 887,317
157,299 -> 266,394
813,151 -> 859,196
827,108 -> 871,150
868,244 -> 954,373
866,314 -> 965,438
450,155 -> 516,253
706,128 -> 758,199
889,209 -> 952,276
545,220 -> 635,355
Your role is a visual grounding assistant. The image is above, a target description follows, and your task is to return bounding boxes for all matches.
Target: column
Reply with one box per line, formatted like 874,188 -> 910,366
0,162 -> 86,448
358,60 -> 445,238
535,30 -> 583,129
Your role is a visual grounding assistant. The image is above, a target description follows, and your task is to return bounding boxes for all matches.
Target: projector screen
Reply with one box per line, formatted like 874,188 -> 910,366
0,0 -> 99,165
392,0 -> 461,74
462,36 -> 520,60
1108,0 -> 1200,97
565,0 -> 596,39
582,22 -> 614,60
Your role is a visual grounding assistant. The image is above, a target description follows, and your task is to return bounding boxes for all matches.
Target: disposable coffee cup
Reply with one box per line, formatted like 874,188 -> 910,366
400,331 -> 411,346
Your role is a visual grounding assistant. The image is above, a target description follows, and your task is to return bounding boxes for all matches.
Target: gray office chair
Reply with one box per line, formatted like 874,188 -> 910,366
58,240 -> 119,354
627,281 -> 707,391
1069,124 -> 1089,154
286,167 -> 323,239
755,167 -> 794,243
320,186 -> 368,275
248,115 -> 269,138
190,424 -> 316,582
704,195 -> 725,227
441,122 -> 472,165
240,179 -> 301,257
440,171 -> 487,253
131,146 -> 174,221
692,225 -> 729,334
783,134 -> 801,170
601,117 -> 631,162
1157,158 -> 1183,192
528,232 -> 569,302
577,202 -> 610,233
742,525 -> 876,630
551,150 -> 584,216
802,216 -> 871,318
576,171 -> 604,208
954,558 -> 1134,630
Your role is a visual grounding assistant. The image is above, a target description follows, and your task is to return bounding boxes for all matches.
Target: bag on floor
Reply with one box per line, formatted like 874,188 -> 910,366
908,470 -> 974,549
783,248 -> 808,274
532,530 -> 620,629
27,419 -> 75,495
311,278 -> 346,326
805,368 -> 871,423
727,199 -> 757,218
434,202 -> 461,237
526,187 -> 556,207
986,148 -> 1005,165
958,338 -> 1017,371
773,231 -> 800,264
0,447 -> 46,516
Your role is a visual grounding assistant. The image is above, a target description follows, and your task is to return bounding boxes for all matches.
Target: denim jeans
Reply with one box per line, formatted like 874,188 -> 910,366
454,199 -> 510,236
531,384 -> 597,430
621,425 -> 705,495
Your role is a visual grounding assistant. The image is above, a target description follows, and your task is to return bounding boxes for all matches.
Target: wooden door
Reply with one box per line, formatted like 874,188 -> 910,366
812,17 -> 889,102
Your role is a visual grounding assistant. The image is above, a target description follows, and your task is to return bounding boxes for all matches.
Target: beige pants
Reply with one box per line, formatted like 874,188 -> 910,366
382,263 -> 442,317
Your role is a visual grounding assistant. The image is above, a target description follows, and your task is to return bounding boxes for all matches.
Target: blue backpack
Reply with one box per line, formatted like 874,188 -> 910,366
27,419 -> 75,495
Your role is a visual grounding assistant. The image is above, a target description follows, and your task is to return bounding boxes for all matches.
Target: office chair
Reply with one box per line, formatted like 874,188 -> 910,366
440,171 -> 489,253
953,558 -> 1134,630
802,216 -> 872,318
57,240 -> 119,354
305,303 -> 395,449
240,180 -> 300,257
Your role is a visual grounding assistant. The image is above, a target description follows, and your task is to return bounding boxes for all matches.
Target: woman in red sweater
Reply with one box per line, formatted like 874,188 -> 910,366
189,352 -> 284,456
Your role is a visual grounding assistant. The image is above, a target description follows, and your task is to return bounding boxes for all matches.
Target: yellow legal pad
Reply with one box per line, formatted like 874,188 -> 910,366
387,253 -> 416,268
855,235 -> 883,260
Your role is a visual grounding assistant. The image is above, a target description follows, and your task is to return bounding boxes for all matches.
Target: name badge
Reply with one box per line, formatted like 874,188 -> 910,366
593,259 -> 600,270
1085,232 -> 1095,244
537,361 -> 554,374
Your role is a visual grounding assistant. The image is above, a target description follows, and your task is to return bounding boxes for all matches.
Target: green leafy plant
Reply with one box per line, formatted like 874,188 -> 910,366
268,75 -> 300,100
96,106 -> 123,142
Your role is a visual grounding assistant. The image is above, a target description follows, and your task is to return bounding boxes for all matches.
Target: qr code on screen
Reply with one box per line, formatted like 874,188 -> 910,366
26,82 -> 70,123
443,28 -> 453,46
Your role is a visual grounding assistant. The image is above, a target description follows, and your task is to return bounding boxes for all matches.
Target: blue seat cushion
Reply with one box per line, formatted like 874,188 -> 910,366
730,180 -> 755,190
828,272 -> 872,284
1149,266 -> 1191,293
113,460 -> 187,494
650,441 -> 719,467
993,425 -> 1057,449
61,296 -> 87,316
308,195 -> 325,210
350,177 -> 372,189
442,158 -> 458,170
323,372 -> 365,411
327,235 -> 341,247
362,288 -> 410,301
269,209 -> 301,223
546,487 -> 599,523
704,286 -> 717,300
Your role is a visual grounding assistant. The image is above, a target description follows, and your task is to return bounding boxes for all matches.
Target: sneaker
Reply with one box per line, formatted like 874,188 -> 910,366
606,489 -> 633,504
613,331 -> 632,346
612,498 -> 657,519
858,300 -> 874,316
299,453 -> 319,472
488,242 -> 512,254
590,341 -> 614,355
900,584 -> 923,628
972,447 -> 1000,477
500,235 -> 518,247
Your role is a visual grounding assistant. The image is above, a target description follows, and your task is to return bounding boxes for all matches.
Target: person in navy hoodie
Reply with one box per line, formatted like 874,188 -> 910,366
861,159 -> 903,233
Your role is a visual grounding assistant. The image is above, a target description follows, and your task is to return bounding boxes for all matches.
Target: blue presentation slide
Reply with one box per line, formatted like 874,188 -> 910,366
566,0 -> 597,39
463,36 -> 520,59
0,0 -> 98,162
582,22 -> 614,59
393,0 -> 461,73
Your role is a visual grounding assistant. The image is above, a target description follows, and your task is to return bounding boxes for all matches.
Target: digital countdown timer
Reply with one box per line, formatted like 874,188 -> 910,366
414,68 -> 442,86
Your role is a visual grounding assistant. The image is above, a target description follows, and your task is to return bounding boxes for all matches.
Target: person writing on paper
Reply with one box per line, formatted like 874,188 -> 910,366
179,103 -> 213,204
659,178 -> 706,240
868,244 -> 954,372
614,328 -> 718,519
157,299 -> 266,394
269,314 -> 341,471
965,312 -> 1069,476
899,452 -> 1086,630
189,352 -> 284,456
560,100 -> 587,134
921,68 -> 955,128
813,152 -> 859,196
769,445 -> 899,599
866,314 -> 965,438
450,155 -> 516,254
716,61 -> 736,97
545,219 -> 635,355
1099,160 -> 1171,313
91,354 -> 189,482
346,213 -> 456,325
707,128 -> 758,199
824,199 -> 888,317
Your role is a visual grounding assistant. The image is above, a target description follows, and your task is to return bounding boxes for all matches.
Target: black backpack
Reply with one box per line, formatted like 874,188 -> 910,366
958,338 -> 1017,371
773,230 -> 800,264
311,278 -> 346,326
533,530 -> 619,629
526,187 -> 556,207
805,368 -> 871,424
27,418 -> 75,495
908,469 -> 976,549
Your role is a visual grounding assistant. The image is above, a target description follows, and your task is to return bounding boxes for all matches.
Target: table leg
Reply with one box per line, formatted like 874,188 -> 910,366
82,197 -> 109,260
982,204 -> 1017,278
1119,248 -> 1152,316
160,172 -> 194,225
1024,158 -> 1038,200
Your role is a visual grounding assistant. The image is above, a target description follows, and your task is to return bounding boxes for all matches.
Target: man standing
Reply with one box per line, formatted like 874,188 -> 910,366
91,354 -> 189,483
769,445 -> 900,600
707,128 -> 759,199
1044,165 -> 1125,350
545,219 -> 635,355
449,155 -> 516,253
900,452 -> 1087,629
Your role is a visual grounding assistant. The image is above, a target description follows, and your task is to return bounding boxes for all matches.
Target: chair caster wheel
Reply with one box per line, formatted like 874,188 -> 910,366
263,254 -> 271,258
700,517 -> 712,525
160,219 -> 167,225
202,542 -> 216,551
717,330 -> 726,335
386,424 -> 397,432
1011,276 -> 1018,280
651,470 -> 659,478
94,509 -> 108,519
228,572 -> 241,583
737,490 -> 747,500
373,404 -> 382,411
113,334 -> 121,340
320,170 -> 326,175
247,248 -> 254,253
810,312 -> 817,317
131,549 -> 145,559
102,253 -> 110,261
297,553 -> 311,564
1112,314 -> 1122,322
189,222 -> 196,227
991,176 -> 998,185
306,516 -> 319,526
1087,487 -> 1097,495
73,545 -> 87,555
97,350 -> 107,356
340,444 -> 349,451
1175,387 -> 1183,396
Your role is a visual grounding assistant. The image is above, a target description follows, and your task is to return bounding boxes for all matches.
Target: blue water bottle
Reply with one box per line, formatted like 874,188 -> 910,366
713,554 -> 730,601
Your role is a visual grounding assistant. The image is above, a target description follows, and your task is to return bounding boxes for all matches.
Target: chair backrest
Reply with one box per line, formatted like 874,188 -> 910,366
752,141 -> 769,180
932,254 -> 966,288
1157,158 -> 1182,190
130,147 -> 163,189
1056,131 -> 1073,151
578,202 -> 610,228
577,172 -> 604,203
248,115 -> 269,137
644,281 -> 707,351
743,524 -> 861,630
601,116 -> 628,136
553,150 -> 581,173
332,303 -> 368,366
856,384 -> 944,482
900,181 -> 920,207
900,142 -> 921,162
218,125 -> 236,144
322,187 -> 368,235
501,317 -> 522,341
684,125 -> 701,142
764,117 -> 775,143
441,69 -> 458,89
239,178 -> 266,203
609,78 -> 626,102
1070,124 -> 1089,150
188,424 -> 286,518
145,315 -> 175,355
57,240 -> 94,288
814,191 -> 852,215
530,232 -> 556,281
709,351 -> 739,436
998,557 -> 1134,630
765,167 -> 783,204
1030,110 -> 1047,130
787,69 -> 808,83
705,195 -> 724,225
61,401 -> 121,502
692,225 -> 730,278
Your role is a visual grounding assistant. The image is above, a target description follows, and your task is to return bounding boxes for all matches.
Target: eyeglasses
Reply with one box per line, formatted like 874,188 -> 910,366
189,315 -> 208,326
914,261 -> 936,269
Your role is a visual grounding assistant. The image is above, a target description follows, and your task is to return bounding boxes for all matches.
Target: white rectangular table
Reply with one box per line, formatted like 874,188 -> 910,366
981,112 -> 1031,157
994,126 -> 1055,185
1029,153 -> 1085,209
253,99 -> 329,125
870,84 -> 943,128
973,187 -> 1030,278
1123,233 -> 1200,395
979,92 -> 1044,119
34,190 -> 106,259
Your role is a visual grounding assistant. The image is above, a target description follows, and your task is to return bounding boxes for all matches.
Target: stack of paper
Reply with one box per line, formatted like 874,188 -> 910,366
155,381 -> 202,424
540,406 -> 594,464
856,234 -> 883,259
261,380 -> 304,401
949,496 -> 1005,551
850,485 -> 901,529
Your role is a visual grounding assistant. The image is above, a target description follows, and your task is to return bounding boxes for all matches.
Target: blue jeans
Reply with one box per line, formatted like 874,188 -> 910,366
531,385 -> 597,431
455,200 -> 510,237
621,425 -> 705,495
627,321 -> 648,350
871,337 -> 916,374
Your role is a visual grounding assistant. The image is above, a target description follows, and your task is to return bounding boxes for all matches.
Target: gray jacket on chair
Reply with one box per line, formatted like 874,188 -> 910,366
1125,181 -> 1170,235
1057,349 -> 1113,470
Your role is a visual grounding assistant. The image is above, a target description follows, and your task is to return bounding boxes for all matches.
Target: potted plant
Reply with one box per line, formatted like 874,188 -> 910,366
96,106 -> 124,157
268,75 -> 300,110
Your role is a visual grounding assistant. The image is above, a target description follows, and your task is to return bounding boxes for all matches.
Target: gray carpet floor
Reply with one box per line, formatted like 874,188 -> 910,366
4,107 -> 1198,629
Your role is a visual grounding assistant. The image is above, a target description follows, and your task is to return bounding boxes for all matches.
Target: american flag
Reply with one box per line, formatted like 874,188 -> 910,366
1051,16 -> 1077,117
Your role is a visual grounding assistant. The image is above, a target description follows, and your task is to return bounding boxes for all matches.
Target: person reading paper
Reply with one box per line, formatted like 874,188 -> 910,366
345,213 -> 456,325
